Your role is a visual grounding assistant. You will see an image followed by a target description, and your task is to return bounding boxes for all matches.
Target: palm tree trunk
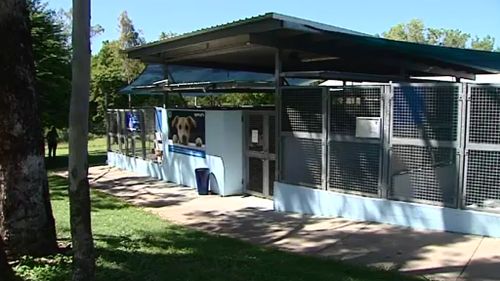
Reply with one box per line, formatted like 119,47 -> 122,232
0,0 -> 58,257
68,0 -> 95,280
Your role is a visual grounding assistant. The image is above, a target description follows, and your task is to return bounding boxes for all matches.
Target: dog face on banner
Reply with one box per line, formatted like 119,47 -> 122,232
171,116 -> 196,145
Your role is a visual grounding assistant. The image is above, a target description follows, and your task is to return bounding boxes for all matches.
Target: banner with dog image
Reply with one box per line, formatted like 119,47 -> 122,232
167,110 -> 206,158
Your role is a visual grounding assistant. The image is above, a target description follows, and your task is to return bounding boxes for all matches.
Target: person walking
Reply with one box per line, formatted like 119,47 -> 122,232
46,126 -> 59,158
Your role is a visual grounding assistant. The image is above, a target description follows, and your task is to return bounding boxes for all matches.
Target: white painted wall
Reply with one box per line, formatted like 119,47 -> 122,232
161,109 -> 244,195
274,182 -> 500,238
108,108 -> 244,196
205,110 -> 244,195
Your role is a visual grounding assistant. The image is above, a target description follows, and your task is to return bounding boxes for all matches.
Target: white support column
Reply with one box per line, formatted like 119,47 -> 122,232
321,88 -> 329,190
274,49 -> 282,182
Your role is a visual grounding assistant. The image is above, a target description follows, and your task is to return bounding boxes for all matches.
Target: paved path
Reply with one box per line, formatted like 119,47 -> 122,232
68,166 -> 500,281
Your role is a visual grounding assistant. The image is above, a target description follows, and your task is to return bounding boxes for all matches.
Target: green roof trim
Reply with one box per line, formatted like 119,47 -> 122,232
125,12 -> 500,76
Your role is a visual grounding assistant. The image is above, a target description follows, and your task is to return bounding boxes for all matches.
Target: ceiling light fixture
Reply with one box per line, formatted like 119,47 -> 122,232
301,56 -> 340,63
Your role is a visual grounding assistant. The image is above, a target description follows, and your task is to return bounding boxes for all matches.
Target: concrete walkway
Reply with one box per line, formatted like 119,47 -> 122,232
79,166 -> 500,281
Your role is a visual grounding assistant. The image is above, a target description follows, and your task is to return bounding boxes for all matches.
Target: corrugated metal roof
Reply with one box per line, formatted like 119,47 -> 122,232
125,12 -> 500,76
127,12 -> 367,52
128,13 -> 274,52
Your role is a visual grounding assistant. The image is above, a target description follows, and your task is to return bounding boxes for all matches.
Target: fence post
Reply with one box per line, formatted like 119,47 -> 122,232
105,92 -> 110,151
141,109 -> 147,160
117,110 -> 123,154
321,87 -> 329,190
381,84 -> 393,199
124,110 -> 129,156
274,49 -> 282,182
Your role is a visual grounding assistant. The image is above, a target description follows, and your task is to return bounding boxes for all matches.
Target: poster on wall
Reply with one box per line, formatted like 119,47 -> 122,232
125,112 -> 140,132
167,110 -> 206,158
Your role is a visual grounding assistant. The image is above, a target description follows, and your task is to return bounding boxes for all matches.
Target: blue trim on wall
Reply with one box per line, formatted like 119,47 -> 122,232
274,182 -> 500,238
168,145 -> 206,158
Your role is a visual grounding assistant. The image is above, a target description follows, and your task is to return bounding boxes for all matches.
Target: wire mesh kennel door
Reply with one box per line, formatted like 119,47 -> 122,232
463,85 -> 500,212
388,83 -> 465,207
328,86 -> 385,196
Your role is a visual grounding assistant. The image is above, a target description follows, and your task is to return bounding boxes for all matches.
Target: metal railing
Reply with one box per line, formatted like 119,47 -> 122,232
107,107 -> 158,162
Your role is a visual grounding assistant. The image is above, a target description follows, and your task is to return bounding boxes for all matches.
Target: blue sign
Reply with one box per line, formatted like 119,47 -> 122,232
168,145 -> 206,158
125,112 -> 140,132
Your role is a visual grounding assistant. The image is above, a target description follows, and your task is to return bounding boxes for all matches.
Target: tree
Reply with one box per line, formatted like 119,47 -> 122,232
194,93 -> 274,107
90,40 -> 130,128
0,0 -> 58,257
118,11 -> 145,82
117,11 -> 145,108
68,0 -> 95,279
90,39 -> 152,129
441,29 -> 470,49
471,35 -> 495,51
382,19 -> 496,50
118,11 -> 145,49
28,0 -> 72,129
56,7 -> 104,43
383,19 -> 426,44
1,234 -> 21,281
89,11 -> 145,127
159,31 -> 176,40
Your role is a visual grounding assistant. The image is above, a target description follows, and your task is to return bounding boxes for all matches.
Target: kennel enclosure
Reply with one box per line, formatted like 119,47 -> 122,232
107,13 -> 500,237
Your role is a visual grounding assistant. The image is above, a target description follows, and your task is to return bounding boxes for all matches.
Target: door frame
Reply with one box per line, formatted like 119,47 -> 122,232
244,110 -> 276,198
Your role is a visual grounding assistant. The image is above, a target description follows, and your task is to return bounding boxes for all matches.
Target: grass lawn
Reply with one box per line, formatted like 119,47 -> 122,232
14,138 -> 422,281
44,137 -> 108,170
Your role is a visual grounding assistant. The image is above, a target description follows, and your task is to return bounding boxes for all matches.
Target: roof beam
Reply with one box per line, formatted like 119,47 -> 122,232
282,71 -> 408,83
127,19 -> 282,58
402,63 -> 475,80
250,33 -> 476,79
168,60 -> 274,74
161,43 -> 265,63
158,35 -> 251,59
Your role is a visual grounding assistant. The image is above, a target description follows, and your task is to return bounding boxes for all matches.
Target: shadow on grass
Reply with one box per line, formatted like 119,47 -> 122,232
45,151 -> 107,171
92,176 -> 194,208
91,227 -> 425,281
177,208 -> 482,279
49,175 -> 128,212
27,205 -> 499,281
40,175 -> 426,281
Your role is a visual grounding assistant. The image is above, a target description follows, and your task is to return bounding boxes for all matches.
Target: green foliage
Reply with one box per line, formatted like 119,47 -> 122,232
179,93 -> 274,108
118,11 -> 145,84
195,93 -> 274,107
90,12 -> 275,119
90,10 -> 148,129
383,19 -> 496,50
90,41 -> 129,125
28,0 -> 71,128
14,255 -> 71,281
471,35 -> 496,51
118,11 -> 145,49
90,39 -> 150,131
383,19 -> 426,43
91,11 -> 181,133
159,31 -> 177,40
222,93 -> 274,106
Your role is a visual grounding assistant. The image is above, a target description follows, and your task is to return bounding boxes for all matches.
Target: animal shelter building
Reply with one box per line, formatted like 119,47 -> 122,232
106,13 -> 500,237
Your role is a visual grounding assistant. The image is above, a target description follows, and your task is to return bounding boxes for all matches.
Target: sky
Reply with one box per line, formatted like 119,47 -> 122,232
47,0 -> 500,53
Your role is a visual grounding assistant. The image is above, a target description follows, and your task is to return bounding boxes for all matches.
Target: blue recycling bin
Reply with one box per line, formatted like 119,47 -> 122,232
195,168 -> 210,195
